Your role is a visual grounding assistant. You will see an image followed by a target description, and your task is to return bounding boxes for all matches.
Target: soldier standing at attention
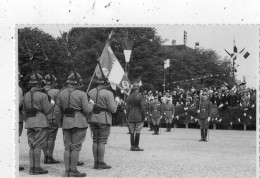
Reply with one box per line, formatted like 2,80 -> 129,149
197,92 -> 211,142
42,74 -> 60,164
22,73 -> 54,175
54,72 -> 94,177
126,83 -> 145,151
162,97 -> 175,132
18,72 -> 24,171
149,96 -> 162,135
88,75 -> 118,170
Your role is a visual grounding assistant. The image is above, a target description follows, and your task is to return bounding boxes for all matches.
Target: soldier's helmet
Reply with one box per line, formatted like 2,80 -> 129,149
66,72 -> 82,84
44,74 -> 57,85
29,73 -> 43,84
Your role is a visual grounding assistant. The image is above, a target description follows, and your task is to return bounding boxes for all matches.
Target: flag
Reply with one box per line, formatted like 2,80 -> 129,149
239,48 -> 250,59
164,59 -> 170,69
95,42 -> 132,95
118,73 -> 132,95
122,39 -> 134,62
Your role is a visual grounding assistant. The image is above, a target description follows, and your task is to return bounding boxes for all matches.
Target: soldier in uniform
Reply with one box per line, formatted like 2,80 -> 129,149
88,75 -> 118,170
147,98 -> 154,131
161,97 -> 175,132
54,72 -> 94,177
42,74 -> 60,164
18,72 -> 24,171
22,73 -> 54,175
126,83 -> 145,151
149,96 -> 162,135
197,92 -> 211,142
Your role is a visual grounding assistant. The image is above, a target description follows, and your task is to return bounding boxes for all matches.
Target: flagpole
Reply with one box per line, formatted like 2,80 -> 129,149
86,70 -> 96,94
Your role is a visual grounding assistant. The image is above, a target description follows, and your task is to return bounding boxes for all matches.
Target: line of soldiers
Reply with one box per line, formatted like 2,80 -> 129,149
19,71 -> 119,177
143,86 -> 256,141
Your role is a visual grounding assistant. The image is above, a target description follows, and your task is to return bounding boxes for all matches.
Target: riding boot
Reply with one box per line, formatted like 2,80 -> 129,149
204,129 -> 208,142
199,129 -> 204,142
165,123 -> 168,132
134,133 -> 144,151
152,125 -> 157,135
130,133 -> 135,151
151,123 -> 154,131
169,123 -> 172,132
157,125 -> 160,135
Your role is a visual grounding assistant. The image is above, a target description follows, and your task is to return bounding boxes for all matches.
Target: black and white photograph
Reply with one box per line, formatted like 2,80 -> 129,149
17,25 -> 258,177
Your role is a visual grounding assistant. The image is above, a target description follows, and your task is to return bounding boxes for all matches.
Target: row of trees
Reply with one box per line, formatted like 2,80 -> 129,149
18,27 -> 233,93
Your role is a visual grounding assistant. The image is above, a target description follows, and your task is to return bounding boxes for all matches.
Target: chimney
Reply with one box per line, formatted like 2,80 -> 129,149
172,40 -> 176,46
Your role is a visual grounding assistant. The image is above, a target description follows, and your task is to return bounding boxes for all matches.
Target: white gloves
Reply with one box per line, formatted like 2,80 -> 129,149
243,113 -> 246,116
207,117 -> 211,122
197,110 -> 200,113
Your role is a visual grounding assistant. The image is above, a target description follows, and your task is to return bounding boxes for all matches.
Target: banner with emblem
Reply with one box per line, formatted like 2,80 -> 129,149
95,41 -> 132,95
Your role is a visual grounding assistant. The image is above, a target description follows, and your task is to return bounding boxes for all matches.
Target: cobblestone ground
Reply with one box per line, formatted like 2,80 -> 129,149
19,126 -> 256,178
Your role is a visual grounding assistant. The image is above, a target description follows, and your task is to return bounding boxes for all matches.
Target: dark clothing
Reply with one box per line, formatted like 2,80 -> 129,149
172,95 -> 179,105
126,92 -> 146,122
198,99 -> 211,120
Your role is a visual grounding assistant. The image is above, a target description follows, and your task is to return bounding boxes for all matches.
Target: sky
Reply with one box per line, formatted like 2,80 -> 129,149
27,25 -> 258,88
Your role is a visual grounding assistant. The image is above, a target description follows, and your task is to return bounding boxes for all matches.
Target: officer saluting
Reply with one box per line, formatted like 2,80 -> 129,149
22,73 -> 54,175
54,72 -> 94,177
197,92 -> 211,142
42,74 -> 60,164
88,75 -> 118,170
126,83 -> 145,151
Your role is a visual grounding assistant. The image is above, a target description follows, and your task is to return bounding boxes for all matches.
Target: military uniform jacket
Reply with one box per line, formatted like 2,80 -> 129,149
88,86 -> 117,125
55,86 -> 93,129
149,101 -> 162,118
161,103 -> 175,118
44,86 -> 60,124
23,87 -> 52,128
19,86 -> 24,122
197,99 -> 211,120
126,92 -> 146,122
